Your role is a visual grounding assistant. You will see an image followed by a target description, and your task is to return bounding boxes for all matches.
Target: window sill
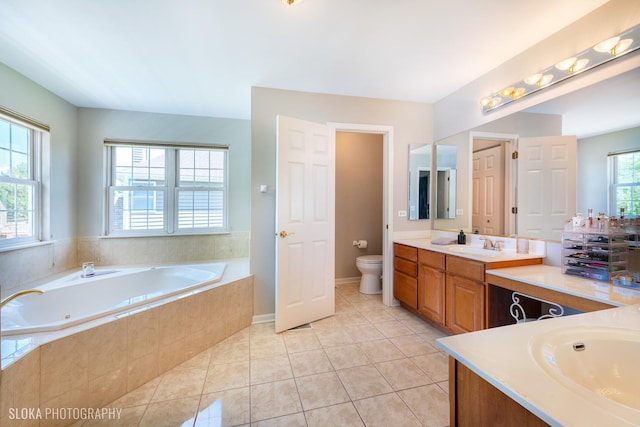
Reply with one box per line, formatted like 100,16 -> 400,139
0,239 -> 55,253
99,231 -> 231,240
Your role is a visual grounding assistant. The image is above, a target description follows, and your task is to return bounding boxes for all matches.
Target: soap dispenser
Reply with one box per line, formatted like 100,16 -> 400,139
457,230 -> 466,245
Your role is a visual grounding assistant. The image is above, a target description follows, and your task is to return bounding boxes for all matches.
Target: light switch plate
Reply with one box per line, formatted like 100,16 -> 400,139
456,209 -> 464,215
398,210 -> 407,217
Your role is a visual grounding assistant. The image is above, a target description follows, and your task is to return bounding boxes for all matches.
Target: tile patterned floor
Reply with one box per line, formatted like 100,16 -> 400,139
81,282 -> 451,426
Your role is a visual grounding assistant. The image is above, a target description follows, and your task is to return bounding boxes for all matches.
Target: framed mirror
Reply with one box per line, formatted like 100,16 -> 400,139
408,144 -> 432,220
436,144 -> 457,219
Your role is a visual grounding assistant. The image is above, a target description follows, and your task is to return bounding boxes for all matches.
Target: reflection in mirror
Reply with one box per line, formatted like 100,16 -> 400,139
433,66 -> 640,241
436,145 -> 457,219
408,144 -> 431,220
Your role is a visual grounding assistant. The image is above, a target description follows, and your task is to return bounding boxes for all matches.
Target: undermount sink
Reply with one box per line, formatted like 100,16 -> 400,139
530,326 -> 640,411
445,245 -> 503,257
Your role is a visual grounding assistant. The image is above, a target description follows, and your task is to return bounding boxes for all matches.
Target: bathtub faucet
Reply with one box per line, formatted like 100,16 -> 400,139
82,262 -> 95,278
1,289 -> 44,308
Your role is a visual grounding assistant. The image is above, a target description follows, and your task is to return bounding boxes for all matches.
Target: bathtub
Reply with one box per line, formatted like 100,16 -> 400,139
1,263 -> 226,336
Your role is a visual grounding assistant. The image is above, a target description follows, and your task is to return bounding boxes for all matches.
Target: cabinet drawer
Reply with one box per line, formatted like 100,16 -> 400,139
394,271 -> 418,309
446,255 -> 485,282
394,243 -> 417,262
418,249 -> 445,270
394,257 -> 417,277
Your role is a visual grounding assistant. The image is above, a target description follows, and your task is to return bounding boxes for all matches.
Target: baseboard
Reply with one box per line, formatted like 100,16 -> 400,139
335,276 -> 360,286
252,313 -> 275,324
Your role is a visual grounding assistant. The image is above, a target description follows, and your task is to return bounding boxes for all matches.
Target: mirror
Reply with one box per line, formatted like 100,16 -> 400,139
436,145 -> 457,219
433,66 -> 640,240
408,144 -> 432,220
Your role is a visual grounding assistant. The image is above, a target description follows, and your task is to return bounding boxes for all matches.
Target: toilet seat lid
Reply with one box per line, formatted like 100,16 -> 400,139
357,255 -> 383,264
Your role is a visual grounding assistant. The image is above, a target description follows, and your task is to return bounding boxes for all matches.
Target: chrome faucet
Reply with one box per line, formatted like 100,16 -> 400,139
1,289 -> 44,308
480,236 -> 495,250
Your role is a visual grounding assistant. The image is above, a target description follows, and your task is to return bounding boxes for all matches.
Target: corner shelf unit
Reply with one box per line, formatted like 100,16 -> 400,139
561,227 -> 632,282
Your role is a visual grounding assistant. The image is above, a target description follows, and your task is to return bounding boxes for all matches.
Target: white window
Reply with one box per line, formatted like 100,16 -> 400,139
106,141 -> 228,236
609,150 -> 640,217
0,116 -> 45,248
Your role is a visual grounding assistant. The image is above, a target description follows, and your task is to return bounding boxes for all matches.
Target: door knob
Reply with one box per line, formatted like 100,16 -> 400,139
279,230 -> 295,238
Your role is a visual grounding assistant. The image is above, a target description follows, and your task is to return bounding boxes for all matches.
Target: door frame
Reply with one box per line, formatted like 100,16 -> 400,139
469,131 -> 518,236
329,122 -> 394,307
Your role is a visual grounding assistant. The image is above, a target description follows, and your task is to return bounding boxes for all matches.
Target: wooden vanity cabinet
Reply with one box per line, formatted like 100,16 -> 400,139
445,256 -> 486,334
417,249 -> 446,324
393,243 -> 418,309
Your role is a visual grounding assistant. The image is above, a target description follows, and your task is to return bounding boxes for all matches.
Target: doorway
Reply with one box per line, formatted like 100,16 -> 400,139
335,132 -> 383,285
330,123 -> 394,307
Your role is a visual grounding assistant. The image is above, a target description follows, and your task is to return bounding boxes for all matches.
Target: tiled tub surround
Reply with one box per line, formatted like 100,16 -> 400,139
1,260 -> 253,427
0,231 -> 250,299
2,263 -> 227,336
4,281 -> 450,426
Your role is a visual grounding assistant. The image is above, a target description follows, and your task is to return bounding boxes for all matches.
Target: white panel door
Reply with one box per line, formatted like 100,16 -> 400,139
472,146 -> 504,235
517,136 -> 577,241
275,115 -> 335,333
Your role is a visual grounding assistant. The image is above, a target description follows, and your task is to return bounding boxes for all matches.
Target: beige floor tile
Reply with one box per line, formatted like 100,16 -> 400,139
375,358 -> 432,390
418,328 -> 449,347
358,309 -> 395,323
203,361 -> 250,393
305,402 -> 365,427
282,330 -> 322,353
400,316 -> 444,334
324,344 -> 370,370
357,339 -> 404,363
138,395 -> 200,427
295,371 -> 350,411
341,292 -> 372,304
344,324 -> 385,343
250,322 -> 277,337
314,328 -> 354,348
250,355 -> 293,384
353,393 -> 421,427
334,311 -> 369,327
350,300 -> 384,312
252,412 -> 307,427
177,348 -> 212,371
337,365 -> 393,400
384,306 -> 418,321
250,335 -> 287,359
82,405 -> 146,427
390,334 -> 439,357
108,377 -> 161,408
209,339 -> 250,365
412,352 -> 449,382
373,320 -> 415,338
310,315 -> 341,329
194,387 -> 250,426
151,367 -> 207,402
437,380 -> 449,394
398,384 -> 450,427
288,349 -> 334,377
250,379 -> 303,422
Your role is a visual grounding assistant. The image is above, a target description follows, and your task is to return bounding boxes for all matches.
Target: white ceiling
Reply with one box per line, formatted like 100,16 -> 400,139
0,0 -> 610,120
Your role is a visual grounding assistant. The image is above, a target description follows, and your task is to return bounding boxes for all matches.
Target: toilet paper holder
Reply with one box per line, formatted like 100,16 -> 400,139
352,240 -> 368,249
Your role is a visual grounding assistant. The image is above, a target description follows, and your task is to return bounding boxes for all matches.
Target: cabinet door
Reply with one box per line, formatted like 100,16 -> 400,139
418,264 -> 445,324
446,274 -> 485,334
394,270 -> 418,309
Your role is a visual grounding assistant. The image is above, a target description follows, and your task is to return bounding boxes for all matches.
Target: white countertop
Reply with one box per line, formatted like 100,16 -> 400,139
437,304 -> 640,426
487,264 -> 640,307
394,237 -> 545,263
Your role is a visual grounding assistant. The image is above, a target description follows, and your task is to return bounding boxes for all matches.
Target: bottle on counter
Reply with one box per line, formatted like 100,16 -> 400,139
457,230 -> 466,245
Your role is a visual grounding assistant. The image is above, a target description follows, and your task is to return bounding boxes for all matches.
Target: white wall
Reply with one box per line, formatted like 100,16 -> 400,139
76,108 -> 251,236
0,62 -> 78,240
577,126 -> 640,215
434,0 -> 640,141
251,87 -> 432,316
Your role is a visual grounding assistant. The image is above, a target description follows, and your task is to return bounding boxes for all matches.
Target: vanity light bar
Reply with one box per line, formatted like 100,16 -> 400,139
480,24 -> 640,113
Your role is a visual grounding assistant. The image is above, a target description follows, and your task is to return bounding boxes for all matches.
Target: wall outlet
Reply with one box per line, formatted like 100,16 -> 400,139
398,210 -> 407,217
456,209 -> 464,215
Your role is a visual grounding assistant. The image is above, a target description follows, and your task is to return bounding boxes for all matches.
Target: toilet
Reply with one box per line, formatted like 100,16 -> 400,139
356,255 -> 383,294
